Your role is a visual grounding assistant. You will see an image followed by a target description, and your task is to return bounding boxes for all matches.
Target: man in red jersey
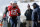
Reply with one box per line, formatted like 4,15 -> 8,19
3,1 -> 21,27
12,2 -> 21,27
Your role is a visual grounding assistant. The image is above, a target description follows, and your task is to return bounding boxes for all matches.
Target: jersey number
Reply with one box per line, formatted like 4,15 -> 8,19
11,10 -> 16,15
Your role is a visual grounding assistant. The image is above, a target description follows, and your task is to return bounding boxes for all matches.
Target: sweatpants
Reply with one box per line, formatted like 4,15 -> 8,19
9,16 -> 17,27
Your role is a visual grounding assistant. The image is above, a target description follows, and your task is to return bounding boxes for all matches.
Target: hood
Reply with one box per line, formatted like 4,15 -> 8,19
33,3 -> 39,9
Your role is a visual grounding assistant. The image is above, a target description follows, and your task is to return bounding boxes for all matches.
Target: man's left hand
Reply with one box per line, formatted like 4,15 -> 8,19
38,21 -> 40,23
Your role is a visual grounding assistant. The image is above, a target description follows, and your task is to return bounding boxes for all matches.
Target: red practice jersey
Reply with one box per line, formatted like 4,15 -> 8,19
8,5 -> 20,16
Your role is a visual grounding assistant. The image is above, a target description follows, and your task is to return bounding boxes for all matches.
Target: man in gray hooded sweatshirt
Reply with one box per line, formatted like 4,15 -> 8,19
32,3 -> 39,27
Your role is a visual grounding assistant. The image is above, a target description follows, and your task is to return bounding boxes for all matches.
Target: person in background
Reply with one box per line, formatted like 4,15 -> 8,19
32,3 -> 40,27
38,8 -> 40,27
3,1 -> 13,18
3,1 -> 13,27
24,4 -> 33,27
37,5 -> 40,27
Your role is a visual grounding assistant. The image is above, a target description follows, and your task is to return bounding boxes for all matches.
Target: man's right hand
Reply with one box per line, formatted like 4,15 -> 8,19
38,21 -> 40,23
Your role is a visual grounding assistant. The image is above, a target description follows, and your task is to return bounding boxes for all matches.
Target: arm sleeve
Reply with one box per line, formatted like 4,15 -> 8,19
3,7 -> 8,18
8,6 -> 12,11
24,10 -> 27,16
5,7 -> 8,15
32,11 -> 34,21
4,7 -> 8,15
17,8 -> 21,16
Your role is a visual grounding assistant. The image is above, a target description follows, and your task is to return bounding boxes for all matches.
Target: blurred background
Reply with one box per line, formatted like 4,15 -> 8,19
0,0 -> 40,22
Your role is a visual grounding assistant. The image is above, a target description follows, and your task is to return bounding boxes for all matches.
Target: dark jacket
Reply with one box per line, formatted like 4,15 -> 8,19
32,3 -> 40,21
32,8 -> 38,21
25,9 -> 33,21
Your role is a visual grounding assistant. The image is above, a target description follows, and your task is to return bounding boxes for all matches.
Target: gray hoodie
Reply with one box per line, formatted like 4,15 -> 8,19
32,8 -> 38,21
